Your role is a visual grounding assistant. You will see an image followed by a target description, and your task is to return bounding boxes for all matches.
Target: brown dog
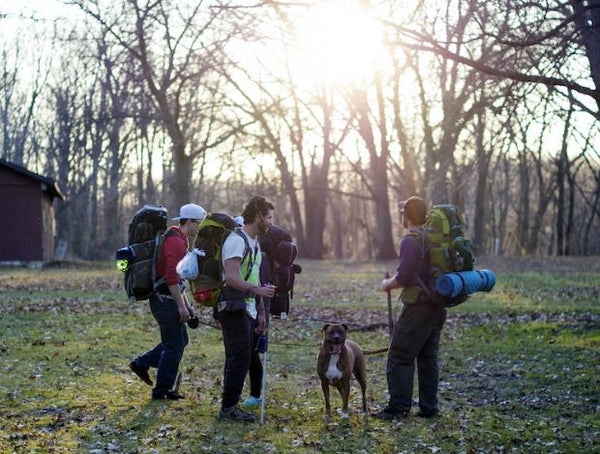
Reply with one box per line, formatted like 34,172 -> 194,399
316,323 -> 367,418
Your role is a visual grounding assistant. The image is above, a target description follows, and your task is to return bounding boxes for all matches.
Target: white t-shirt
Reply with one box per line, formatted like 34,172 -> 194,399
221,229 -> 261,319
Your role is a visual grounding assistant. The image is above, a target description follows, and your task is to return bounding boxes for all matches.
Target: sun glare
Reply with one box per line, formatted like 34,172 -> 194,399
292,1 -> 385,86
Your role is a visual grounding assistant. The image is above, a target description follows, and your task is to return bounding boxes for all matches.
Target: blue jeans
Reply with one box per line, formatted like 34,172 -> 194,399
220,309 -> 253,409
387,301 -> 446,414
134,294 -> 189,398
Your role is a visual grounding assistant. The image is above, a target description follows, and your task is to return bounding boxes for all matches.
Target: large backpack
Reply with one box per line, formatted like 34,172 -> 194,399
259,224 -> 301,318
117,204 -> 171,301
189,213 -> 251,307
402,204 -> 474,307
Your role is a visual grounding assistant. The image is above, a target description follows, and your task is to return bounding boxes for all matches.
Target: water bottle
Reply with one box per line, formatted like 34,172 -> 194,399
115,246 -> 135,272
116,259 -> 129,272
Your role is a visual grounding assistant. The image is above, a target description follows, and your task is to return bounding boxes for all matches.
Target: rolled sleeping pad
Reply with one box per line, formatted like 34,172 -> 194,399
435,273 -> 463,298
435,270 -> 496,298
479,269 -> 496,292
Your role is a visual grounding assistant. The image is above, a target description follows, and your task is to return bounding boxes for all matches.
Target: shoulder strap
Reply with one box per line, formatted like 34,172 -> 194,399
405,228 -> 428,260
152,228 -> 180,291
403,228 -> 433,299
233,228 -> 259,282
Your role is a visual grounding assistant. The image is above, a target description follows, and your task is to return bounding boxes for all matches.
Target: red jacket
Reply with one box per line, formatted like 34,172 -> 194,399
157,226 -> 188,287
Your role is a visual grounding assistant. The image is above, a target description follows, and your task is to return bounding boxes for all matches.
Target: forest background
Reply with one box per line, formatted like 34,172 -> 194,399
2,0 -> 600,260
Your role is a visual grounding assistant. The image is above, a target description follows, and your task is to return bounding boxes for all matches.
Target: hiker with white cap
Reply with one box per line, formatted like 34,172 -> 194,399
129,203 -> 206,400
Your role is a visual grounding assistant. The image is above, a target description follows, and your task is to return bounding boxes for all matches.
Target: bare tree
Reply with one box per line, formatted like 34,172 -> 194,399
0,38 -> 48,165
386,0 -> 600,116
343,76 -> 396,260
72,0 -> 240,209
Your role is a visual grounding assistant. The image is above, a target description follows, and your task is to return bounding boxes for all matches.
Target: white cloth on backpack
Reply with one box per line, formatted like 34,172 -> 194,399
176,248 -> 205,280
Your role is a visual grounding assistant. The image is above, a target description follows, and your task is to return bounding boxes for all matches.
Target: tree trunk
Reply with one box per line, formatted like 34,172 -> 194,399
570,0 -> 600,110
303,165 -> 329,258
371,154 -> 396,260
555,108 -> 572,255
473,111 -> 491,254
351,85 -> 396,260
517,150 -> 530,253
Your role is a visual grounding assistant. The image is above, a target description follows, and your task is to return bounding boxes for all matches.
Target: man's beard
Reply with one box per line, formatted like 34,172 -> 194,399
259,219 -> 269,234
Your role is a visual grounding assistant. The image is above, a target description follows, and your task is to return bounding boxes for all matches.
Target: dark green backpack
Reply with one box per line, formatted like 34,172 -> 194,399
118,204 -> 172,301
189,213 -> 252,307
401,204 -> 474,307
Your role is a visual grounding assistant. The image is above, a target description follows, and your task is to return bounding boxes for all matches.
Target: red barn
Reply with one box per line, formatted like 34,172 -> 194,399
0,159 -> 65,263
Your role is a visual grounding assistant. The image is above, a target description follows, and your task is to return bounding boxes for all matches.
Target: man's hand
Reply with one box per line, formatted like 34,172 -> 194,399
380,276 -> 399,292
178,305 -> 190,323
380,278 -> 390,292
254,284 -> 276,298
169,283 -> 190,323
255,313 -> 266,334
186,302 -> 198,319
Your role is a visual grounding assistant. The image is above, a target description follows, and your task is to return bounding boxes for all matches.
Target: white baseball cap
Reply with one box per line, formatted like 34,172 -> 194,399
172,203 -> 207,222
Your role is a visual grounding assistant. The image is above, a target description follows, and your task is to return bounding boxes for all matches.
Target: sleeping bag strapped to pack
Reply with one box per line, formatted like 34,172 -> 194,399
401,204 -> 475,307
259,224 -> 302,318
189,213 -> 240,307
116,204 -> 169,301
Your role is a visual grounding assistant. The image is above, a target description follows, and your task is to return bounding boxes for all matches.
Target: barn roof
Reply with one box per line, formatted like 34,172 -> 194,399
0,158 -> 65,200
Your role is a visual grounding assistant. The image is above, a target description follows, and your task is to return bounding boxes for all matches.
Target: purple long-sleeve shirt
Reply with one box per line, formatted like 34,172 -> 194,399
394,233 -> 429,288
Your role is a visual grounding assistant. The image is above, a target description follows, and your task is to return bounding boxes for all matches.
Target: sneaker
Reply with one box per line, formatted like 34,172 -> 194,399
240,396 -> 262,411
217,406 -> 256,423
371,406 -> 409,421
152,391 -> 185,400
416,410 -> 439,418
129,361 -> 153,386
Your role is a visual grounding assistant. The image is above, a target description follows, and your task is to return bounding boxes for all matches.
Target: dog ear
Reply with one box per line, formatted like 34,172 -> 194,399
342,323 -> 349,331
322,324 -> 330,333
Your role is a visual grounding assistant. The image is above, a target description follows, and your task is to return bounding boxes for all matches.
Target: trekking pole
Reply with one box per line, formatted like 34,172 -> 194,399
257,333 -> 268,425
173,371 -> 182,393
385,272 -> 394,339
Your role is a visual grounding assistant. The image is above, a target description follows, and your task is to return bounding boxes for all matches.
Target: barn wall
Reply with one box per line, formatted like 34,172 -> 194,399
0,166 -> 43,261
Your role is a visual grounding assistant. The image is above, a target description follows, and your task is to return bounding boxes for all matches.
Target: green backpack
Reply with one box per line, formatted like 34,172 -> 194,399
401,204 -> 475,307
189,213 -> 252,307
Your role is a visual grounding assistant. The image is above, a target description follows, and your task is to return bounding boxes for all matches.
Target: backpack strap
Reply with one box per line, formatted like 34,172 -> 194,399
400,228 -> 434,303
405,228 -> 428,260
152,227 -> 180,294
232,228 -> 259,282
219,229 -> 260,305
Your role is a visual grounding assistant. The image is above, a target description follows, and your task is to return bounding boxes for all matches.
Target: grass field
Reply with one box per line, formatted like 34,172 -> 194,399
0,257 -> 598,453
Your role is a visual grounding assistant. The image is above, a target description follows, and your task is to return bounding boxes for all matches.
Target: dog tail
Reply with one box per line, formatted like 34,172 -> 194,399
362,347 -> 389,355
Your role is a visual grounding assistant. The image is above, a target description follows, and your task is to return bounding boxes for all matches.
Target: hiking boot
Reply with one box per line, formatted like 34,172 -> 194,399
129,361 -> 153,386
152,391 -> 185,400
371,406 -> 409,421
416,410 -> 439,418
240,396 -> 262,411
217,406 -> 256,423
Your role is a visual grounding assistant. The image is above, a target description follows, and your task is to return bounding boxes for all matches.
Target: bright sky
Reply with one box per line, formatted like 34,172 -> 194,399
291,0 -> 386,86
0,0 -> 81,43
0,0 -> 397,171
0,0 -> 70,18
